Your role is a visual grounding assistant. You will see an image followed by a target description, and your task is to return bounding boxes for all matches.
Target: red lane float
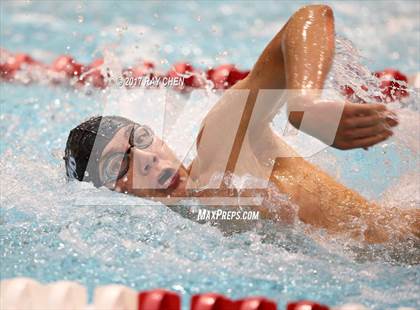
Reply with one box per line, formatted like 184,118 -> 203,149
287,300 -> 329,310
374,68 -> 409,102
167,62 -> 201,88
342,69 -> 409,103
124,60 -> 156,79
138,289 -> 180,310
81,58 -> 106,88
207,64 -> 250,89
0,51 -> 40,80
52,55 -> 84,78
191,293 -> 235,310
235,297 -> 277,310
341,85 -> 356,97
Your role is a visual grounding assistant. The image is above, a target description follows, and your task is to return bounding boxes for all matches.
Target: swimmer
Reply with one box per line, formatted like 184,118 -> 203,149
64,5 -> 419,243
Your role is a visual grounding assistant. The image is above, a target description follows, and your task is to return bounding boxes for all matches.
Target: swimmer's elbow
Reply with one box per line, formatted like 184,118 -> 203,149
299,4 -> 333,15
284,5 -> 335,49
293,4 -> 334,21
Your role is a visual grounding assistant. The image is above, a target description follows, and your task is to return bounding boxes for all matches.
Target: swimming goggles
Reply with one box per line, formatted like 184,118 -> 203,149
101,124 -> 154,184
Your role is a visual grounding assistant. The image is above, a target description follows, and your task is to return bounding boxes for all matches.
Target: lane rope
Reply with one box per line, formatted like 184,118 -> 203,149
0,48 -> 410,103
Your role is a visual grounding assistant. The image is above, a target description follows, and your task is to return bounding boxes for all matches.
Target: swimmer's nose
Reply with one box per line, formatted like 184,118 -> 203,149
131,148 -> 158,175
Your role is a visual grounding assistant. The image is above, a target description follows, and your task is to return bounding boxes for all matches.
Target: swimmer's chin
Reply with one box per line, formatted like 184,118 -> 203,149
163,174 -> 189,197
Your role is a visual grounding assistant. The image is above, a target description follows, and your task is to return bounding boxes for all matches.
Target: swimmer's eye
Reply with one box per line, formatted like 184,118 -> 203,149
102,152 -> 129,184
131,125 -> 154,149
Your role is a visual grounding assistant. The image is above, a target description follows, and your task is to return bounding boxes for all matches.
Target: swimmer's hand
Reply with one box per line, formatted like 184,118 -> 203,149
334,103 -> 398,150
288,98 -> 398,150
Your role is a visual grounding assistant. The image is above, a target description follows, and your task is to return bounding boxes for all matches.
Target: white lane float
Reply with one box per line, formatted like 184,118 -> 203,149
45,281 -> 87,310
93,284 -> 137,310
0,277 -> 44,310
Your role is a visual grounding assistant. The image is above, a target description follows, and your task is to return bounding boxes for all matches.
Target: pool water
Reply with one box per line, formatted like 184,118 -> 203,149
1,1 -> 419,309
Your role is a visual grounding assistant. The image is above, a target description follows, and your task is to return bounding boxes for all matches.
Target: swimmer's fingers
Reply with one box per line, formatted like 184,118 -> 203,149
344,110 -> 399,129
348,131 -> 392,149
384,111 -> 399,127
344,103 -> 387,117
333,104 -> 397,150
343,123 -> 392,139
364,106 -> 400,127
344,114 -> 384,128
334,122 -> 390,149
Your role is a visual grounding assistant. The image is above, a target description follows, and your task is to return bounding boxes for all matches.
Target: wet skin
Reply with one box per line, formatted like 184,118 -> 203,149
101,5 -> 419,243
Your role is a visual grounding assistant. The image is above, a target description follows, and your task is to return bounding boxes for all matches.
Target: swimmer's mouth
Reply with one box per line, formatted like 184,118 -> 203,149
158,168 -> 180,190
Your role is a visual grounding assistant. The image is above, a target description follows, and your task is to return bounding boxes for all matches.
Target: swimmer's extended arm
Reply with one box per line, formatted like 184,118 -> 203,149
197,5 -> 397,180
235,5 -> 397,150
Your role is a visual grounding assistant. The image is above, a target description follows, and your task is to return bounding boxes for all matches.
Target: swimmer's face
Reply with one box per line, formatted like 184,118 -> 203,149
98,124 -> 188,197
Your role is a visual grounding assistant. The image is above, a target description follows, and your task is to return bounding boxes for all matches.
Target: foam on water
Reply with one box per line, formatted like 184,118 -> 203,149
1,1 -> 419,308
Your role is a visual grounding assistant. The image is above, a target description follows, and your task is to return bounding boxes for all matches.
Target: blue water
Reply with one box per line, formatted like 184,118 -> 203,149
1,1 -> 419,309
